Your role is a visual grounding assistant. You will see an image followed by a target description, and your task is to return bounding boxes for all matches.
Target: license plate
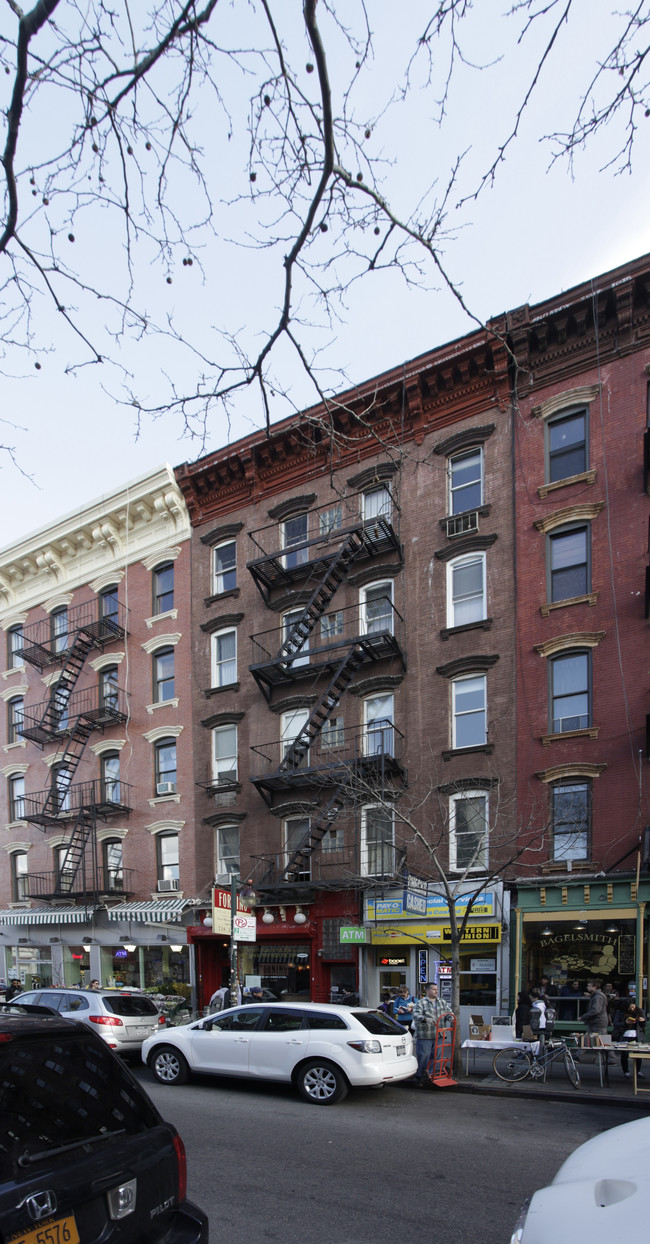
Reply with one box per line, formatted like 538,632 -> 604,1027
396,1045 -> 406,1056
9,1214 -> 79,1244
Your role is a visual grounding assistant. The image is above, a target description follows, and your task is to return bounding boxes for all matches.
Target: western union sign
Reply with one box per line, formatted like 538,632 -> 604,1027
369,922 -> 501,945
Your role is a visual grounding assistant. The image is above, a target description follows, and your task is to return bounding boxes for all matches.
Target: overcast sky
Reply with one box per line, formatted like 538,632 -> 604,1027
2,0 -> 649,543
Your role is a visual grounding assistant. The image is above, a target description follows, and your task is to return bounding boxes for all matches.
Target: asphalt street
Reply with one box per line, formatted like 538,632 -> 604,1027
134,1068 -> 643,1243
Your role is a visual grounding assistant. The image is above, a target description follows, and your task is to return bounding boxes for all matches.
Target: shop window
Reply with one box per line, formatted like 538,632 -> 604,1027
103,838 -> 124,890
101,751 -> 121,804
100,664 -> 119,711
361,805 -> 395,877
157,833 -> 180,888
51,607 -> 69,655
284,816 -> 311,881
154,738 -> 177,795
362,484 -> 391,522
452,674 -> 487,749
211,628 -> 237,687
11,850 -> 28,901
100,585 -> 119,624
7,696 -> 23,744
447,553 -> 486,628
546,409 -> 587,483
449,791 -> 488,872
360,581 -> 393,635
153,646 -> 175,702
551,782 -> 590,860
550,651 -> 591,733
364,692 -> 394,756
7,625 -> 23,669
215,826 -> 240,876
212,724 -> 238,785
281,512 -> 309,568
283,608 -> 309,666
212,541 -> 237,594
449,449 -> 482,515
153,562 -> 174,614
548,525 -> 590,602
8,772 -> 25,821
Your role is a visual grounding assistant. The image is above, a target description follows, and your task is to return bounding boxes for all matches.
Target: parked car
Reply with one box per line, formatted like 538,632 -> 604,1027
14,986 -> 165,1054
0,1003 -> 208,1244
510,1115 -> 650,1241
143,1001 -> 418,1104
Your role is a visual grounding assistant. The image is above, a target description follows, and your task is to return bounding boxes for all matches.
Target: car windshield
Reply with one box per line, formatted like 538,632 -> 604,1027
352,1010 -> 406,1035
101,994 -> 159,1017
0,1030 -> 160,1175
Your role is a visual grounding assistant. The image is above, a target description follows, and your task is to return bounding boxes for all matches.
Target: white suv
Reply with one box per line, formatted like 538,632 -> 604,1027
143,1001 -> 417,1104
16,987 -> 164,1054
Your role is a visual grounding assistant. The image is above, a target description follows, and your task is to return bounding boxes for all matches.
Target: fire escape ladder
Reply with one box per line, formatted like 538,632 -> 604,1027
283,787 -> 347,882
40,717 -> 95,819
277,528 -> 366,662
280,642 -> 365,772
38,631 -> 95,737
56,805 -> 95,895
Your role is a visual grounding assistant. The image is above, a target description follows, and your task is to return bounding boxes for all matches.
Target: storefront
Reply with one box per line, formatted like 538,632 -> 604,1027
512,875 -> 650,1023
362,883 -> 510,1036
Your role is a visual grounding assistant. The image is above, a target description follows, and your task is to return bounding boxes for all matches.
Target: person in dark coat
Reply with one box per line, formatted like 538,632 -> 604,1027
612,997 -> 646,1078
515,990 -> 532,1039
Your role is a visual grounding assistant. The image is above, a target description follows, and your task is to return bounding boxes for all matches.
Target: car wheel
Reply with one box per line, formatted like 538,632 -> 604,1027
295,1059 -> 348,1105
149,1045 -> 189,1085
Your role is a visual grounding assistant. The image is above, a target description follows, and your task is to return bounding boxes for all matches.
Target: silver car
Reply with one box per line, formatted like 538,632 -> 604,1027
15,987 -> 164,1054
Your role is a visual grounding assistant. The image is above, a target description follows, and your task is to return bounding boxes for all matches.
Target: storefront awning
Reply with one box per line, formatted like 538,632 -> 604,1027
106,899 -> 196,924
0,908 -> 95,925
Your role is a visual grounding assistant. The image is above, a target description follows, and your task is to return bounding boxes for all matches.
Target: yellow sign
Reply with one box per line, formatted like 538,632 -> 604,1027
370,922 -> 501,945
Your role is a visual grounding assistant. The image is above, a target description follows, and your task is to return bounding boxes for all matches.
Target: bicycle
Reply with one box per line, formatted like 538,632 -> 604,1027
492,1037 -> 580,1088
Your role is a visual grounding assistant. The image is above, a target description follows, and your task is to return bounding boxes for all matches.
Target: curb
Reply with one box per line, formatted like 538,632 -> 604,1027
448,1077 -> 650,1109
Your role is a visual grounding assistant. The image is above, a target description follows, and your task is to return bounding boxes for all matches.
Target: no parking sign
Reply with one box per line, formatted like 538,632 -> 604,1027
233,913 -> 256,941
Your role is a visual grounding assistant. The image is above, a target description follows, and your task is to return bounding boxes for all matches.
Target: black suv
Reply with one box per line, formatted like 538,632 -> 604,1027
0,1004 -> 208,1244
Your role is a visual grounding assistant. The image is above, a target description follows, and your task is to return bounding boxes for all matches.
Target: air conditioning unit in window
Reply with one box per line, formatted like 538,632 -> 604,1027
157,878 -> 180,892
446,511 -> 479,538
156,782 -> 177,796
214,770 -> 237,785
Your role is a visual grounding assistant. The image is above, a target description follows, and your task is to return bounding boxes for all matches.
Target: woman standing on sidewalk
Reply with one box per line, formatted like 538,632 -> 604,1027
612,997 -> 646,1078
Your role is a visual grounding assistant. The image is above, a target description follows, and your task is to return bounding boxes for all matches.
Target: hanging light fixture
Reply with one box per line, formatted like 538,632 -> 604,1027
606,923 -> 620,934
541,926 -> 552,937
170,944 -> 184,953
293,907 -> 307,925
123,942 -> 136,953
262,908 -> 275,924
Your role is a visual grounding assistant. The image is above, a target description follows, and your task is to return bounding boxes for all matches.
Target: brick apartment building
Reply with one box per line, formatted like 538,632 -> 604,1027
506,254 -> 650,1016
0,467 -> 199,991
176,326 -> 518,1018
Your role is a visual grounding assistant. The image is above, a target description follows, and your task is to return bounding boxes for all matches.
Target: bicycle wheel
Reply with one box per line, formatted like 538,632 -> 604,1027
564,1050 -> 580,1089
492,1048 -> 532,1082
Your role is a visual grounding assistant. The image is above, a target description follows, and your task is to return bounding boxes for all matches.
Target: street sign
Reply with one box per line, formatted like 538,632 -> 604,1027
340,926 -> 367,943
404,889 -> 427,915
233,913 -> 256,942
212,886 -> 252,935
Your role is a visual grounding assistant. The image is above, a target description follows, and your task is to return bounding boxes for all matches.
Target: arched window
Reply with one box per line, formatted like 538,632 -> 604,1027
99,664 -> 119,711
100,584 -> 119,624
449,449 -> 482,515
153,646 -> 175,702
8,696 -> 24,744
103,838 -> 124,890
154,738 -> 177,795
157,833 -> 179,889
50,607 -> 69,655
364,692 -> 394,756
7,625 -> 24,669
101,751 -> 121,804
8,772 -> 25,821
546,409 -> 588,483
52,764 -> 71,814
212,724 -> 238,785
212,541 -> 237,594
153,562 -> 174,614
452,674 -> 487,749
360,581 -> 393,635
447,553 -> 486,628
211,629 -> 237,687
548,525 -> 589,603
10,851 -> 28,901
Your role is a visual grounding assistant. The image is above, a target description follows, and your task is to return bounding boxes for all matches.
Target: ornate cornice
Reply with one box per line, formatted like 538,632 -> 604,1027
531,384 -> 601,421
536,762 -> 607,783
433,424 -> 496,457
534,631 -> 606,658
534,502 -> 604,533
436,654 -> 499,678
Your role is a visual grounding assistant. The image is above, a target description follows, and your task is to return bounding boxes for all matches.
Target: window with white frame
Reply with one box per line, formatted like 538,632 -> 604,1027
283,608 -> 309,666
100,585 -> 119,624
216,825 -> 240,876
447,553 -> 486,628
103,838 -> 124,890
284,816 -> 311,881
50,682 -> 69,732
11,850 -> 28,901
211,629 -> 237,687
212,541 -> 237,594
52,764 -> 71,814
281,708 -> 309,768
360,581 -> 393,635
7,696 -> 23,744
7,625 -> 23,669
319,504 -> 342,535
153,562 -> 174,614
321,716 -> 344,750
155,738 -> 177,795
550,651 -> 590,733
101,751 -> 121,804
322,827 -> 344,852
449,449 -> 482,515
551,781 -> 590,860
281,512 -> 309,568
362,484 -> 391,522
51,607 -> 69,655
157,833 -> 179,886
361,805 -> 395,877
212,724 -> 238,785
8,773 -> 25,821
449,791 -> 489,871
55,843 -> 74,891
153,646 -> 175,702
99,665 -> 119,711
320,609 -> 343,643
364,692 -> 394,756
452,674 -> 487,749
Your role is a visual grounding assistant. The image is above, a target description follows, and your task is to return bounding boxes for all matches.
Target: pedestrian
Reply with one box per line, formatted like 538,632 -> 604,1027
243,985 -> 264,1004
209,984 -> 230,1012
558,979 -> 582,1022
412,983 -> 448,1085
5,978 -> 22,1001
514,990 -> 532,1039
393,985 -> 415,1031
89,979 -> 100,990
582,979 -> 608,1038
378,990 -> 394,1018
612,996 -> 646,1078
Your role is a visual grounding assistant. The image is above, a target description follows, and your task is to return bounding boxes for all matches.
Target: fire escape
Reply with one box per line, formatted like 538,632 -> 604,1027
247,496 -> 407,885
15,601 -> 132,901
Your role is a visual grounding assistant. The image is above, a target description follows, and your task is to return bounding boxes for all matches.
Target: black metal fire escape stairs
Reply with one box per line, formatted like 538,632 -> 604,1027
17,608 -> 127,896
250,522 -> 405,883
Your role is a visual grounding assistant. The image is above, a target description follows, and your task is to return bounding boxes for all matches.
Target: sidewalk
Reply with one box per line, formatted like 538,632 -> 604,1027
447,1052 -> 650,1108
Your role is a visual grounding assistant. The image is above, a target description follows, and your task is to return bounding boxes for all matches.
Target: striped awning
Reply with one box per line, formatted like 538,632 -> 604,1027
0,908 -> 95,926
106,899 -> 195,924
